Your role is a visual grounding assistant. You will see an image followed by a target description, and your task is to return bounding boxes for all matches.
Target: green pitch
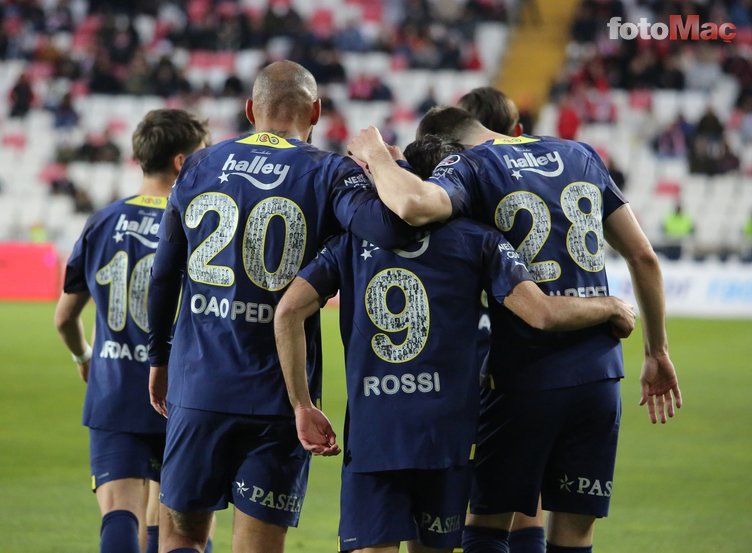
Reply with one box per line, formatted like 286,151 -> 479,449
1,302 -> 750,552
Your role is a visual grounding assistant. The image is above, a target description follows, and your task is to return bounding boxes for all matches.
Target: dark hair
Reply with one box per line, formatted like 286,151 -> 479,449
457,87 -> 519,135
403,134 -> 466,180
132,109 -> 210,174
416,106 -> 480,144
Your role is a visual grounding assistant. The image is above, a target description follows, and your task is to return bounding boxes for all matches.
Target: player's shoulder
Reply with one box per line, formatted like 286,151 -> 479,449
442,217 -> 500,242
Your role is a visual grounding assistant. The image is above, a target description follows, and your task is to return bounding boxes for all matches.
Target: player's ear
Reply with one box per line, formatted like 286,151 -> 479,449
311,99 -> 321,125
513,122 -> 523,137
173,153 -> 186,174
245,98 -> 256,126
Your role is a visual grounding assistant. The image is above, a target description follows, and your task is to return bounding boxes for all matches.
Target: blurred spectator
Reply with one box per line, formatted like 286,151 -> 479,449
415,86 -> 439,116
74,189 -> 95,214
661,203 -> 694,260
263,2 -> 305,39
742,211 -> 752,261
380,116 -> 399,145
150,56 -> 191,98
74,131 -> 122,163
221,74 -> 246,97
653,115 -> 693,158
52,92 -> 79,129
325,109 -> 349,153
689,108 -> 739,175
607,158 -> 626,191
570,2 -> 598,43
684,45 -> 723,92
349,74 -> 393,101
9,72 -> 34,117
88,53 -> 123,95
123,51 -> 152,95
557,94 -> 581,140
333,19 -> 370,52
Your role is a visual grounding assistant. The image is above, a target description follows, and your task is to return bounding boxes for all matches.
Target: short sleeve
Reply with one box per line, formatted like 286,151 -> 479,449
426,152 -> 478,218
158,193 -> 187,245
481,229 -> 534,303
327,156 -> 416,249
579,142 -> 627,217
297,234 -> 346,300
62,214 -> 98,293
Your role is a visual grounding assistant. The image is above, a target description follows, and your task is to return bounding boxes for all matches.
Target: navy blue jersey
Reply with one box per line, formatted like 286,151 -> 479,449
149,132 -> 412,417
297,219 -> 532,472
64,195 -> 168,434
428,136 -> 628,391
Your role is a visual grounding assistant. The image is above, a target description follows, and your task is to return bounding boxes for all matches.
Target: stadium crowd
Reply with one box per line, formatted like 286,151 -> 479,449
552,0 -> 752,176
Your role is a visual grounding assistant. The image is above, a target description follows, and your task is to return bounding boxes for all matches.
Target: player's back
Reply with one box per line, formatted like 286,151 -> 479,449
443,136 -> 627,390
303,219 -> 528,472
166,132 -> 363,417
65,195 -> 168,433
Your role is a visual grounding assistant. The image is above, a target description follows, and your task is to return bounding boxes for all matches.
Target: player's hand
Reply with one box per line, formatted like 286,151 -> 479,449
347,126 -> 388,165
386,143 -> 406,162
608,297 -> 635,339
639,353 -> 682,424
294,405 -> 341,456
149,365 -> 169,418
77,359 -> 90,383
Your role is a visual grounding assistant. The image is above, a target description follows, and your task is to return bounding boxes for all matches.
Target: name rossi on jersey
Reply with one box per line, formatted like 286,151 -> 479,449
363,372 -> 441,397
190,293 -> 274,323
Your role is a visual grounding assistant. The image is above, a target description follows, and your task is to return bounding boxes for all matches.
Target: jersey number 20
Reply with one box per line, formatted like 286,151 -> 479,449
184,192 -> 307,291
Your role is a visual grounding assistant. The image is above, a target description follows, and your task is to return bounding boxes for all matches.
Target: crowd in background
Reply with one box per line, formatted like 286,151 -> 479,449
555,0 -> 752,177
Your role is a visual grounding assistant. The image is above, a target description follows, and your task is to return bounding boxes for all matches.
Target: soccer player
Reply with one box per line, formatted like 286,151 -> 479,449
274,226 -> 634,553
54,109 -> 210,553
456,87 -> 546,553
146,61 -> 414,553
456,86 -> 524,137
347,110 -> 682,553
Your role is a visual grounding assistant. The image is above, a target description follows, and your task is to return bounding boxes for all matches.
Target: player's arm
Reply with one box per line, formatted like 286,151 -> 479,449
54,291 -> 93,383
348,126 -> 453,226
604,203 -> 682,423
503,281 -> 635,335
147,199 -> 187,418
483,229 -> 635,335
274,277 -> 340,456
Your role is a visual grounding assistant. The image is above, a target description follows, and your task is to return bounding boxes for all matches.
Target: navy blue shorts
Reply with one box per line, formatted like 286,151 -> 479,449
89,428 -> 165,491
160,404 -> 310,528
338,466 -> 471,551
470,379 -> 621,518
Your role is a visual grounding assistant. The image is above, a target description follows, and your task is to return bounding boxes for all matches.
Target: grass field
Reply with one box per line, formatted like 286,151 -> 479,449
1,301 -> 751,552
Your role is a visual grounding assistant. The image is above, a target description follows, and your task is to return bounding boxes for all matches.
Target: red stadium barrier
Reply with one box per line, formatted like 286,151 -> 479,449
0,242 -> 62,301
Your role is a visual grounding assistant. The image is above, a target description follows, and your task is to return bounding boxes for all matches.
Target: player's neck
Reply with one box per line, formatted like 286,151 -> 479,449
137,174 -> 175,198
254,121 -> 311,142
474,130 -> 507,145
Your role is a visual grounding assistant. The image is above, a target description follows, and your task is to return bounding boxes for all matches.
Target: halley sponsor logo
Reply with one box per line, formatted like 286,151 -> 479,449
608,15 -> 736,43
220,153 -> 290,190
114,213 -> 159,248
503,151 -> 563,178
